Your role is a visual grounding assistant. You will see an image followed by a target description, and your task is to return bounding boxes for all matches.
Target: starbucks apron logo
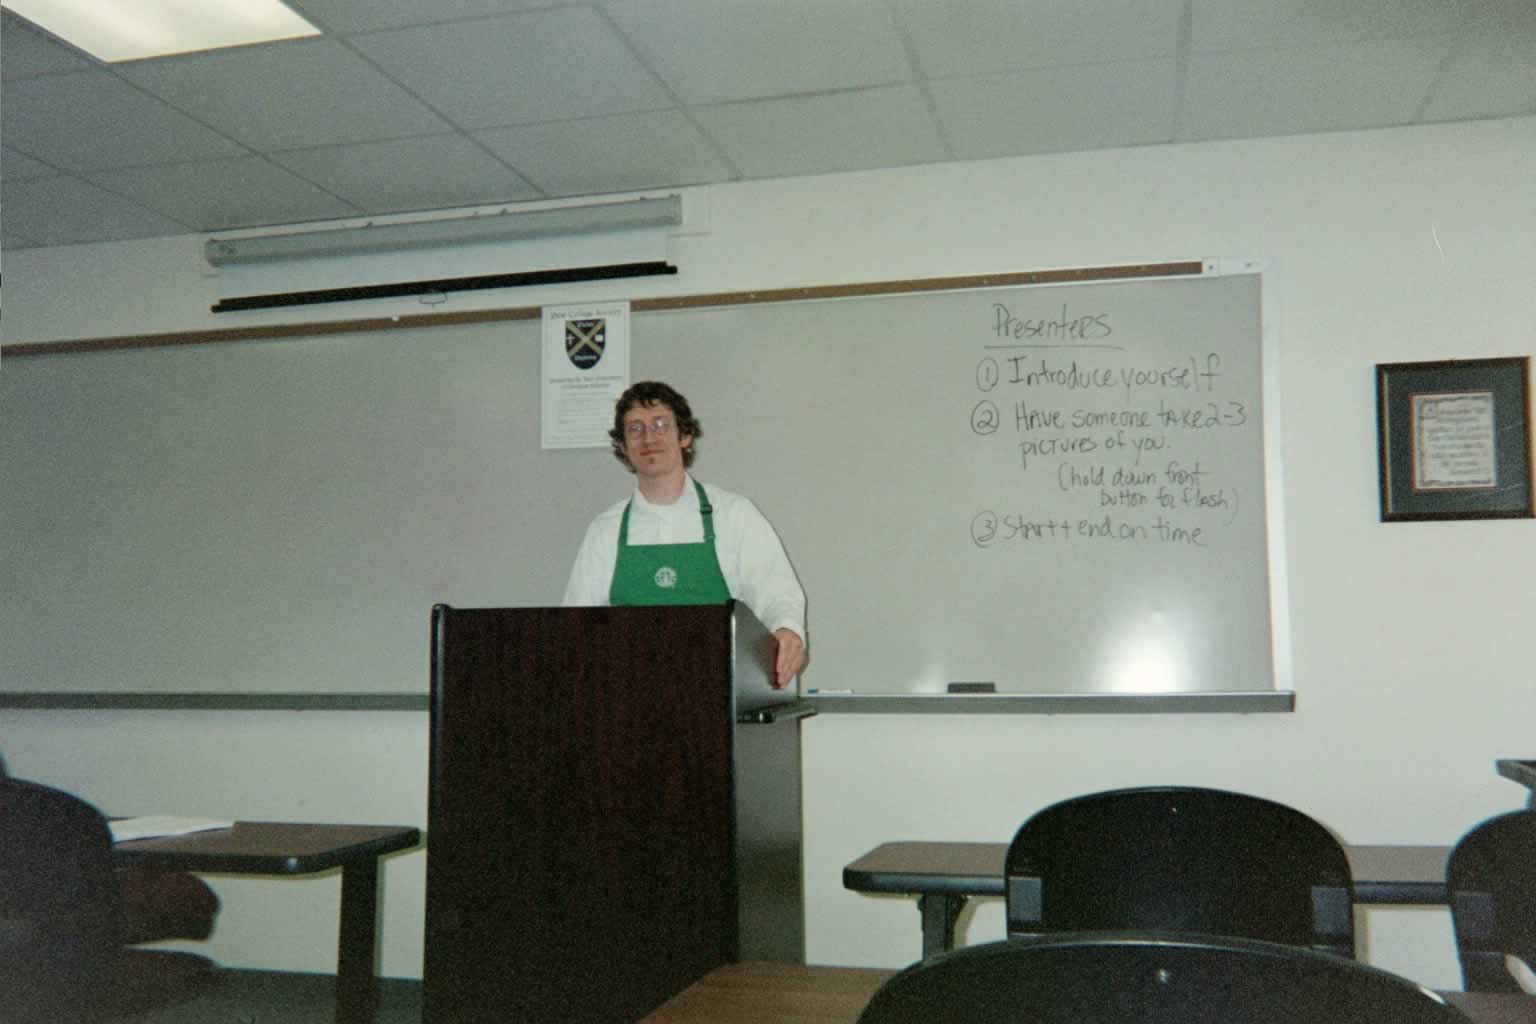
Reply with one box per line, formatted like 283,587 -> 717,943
654,566 -> 678,589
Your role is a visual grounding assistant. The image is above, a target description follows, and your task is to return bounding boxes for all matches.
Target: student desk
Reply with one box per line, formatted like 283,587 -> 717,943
113,821 -> 421,1024
642,962 -> 1536,1023
843,841 -> 1451,960
642,962 -> 894,1022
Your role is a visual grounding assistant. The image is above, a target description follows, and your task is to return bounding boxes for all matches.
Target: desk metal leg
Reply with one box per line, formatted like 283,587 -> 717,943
917,894 -> 965,960
335,858 -> 382,1024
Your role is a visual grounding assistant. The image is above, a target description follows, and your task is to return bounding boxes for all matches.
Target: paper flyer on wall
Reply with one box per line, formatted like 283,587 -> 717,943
541,301 -> 630,449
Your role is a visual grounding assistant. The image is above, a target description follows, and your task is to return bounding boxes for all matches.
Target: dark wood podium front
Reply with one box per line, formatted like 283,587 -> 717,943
424,603 -> 806,1024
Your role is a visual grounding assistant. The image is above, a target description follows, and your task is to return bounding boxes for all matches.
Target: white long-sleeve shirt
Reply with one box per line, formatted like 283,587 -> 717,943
561,476 -> 807,642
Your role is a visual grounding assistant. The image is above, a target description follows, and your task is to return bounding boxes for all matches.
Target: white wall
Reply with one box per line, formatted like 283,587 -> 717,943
3,116 -> 1534,987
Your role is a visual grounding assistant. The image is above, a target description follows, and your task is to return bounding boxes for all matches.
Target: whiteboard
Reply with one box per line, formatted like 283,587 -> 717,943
0,269 -> 1278,697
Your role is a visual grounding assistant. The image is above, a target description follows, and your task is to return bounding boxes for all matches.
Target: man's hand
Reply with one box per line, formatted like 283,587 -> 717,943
771,627 -> 807,689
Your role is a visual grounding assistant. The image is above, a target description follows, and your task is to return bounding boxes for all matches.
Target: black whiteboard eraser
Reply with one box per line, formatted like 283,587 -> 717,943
947,682 -> 996,694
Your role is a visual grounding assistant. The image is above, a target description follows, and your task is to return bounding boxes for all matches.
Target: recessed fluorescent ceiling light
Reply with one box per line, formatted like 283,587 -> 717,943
4,0 -> 320,62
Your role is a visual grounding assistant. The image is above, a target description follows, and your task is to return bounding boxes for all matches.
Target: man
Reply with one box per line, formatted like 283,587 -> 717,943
562,381 -> 807,688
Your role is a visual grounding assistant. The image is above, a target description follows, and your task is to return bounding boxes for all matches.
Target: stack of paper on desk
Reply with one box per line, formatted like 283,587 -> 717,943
109,816 -> 235,842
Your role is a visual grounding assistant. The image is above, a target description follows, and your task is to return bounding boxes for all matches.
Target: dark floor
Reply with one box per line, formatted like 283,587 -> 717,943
107,969 -> 423,1024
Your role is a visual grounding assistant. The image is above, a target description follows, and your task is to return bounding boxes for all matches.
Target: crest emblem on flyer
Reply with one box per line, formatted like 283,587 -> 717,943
654,566 -> 678,589
565,318 -> 606,370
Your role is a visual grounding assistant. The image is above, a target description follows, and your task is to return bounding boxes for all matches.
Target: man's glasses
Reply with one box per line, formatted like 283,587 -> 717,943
624,416 -> 675,439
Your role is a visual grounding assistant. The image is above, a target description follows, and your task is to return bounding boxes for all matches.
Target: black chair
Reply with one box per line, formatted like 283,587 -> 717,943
1005,786 -> 1354,958
0,776 -> 124,1023
1447,809 -> 1536,993
856,931 -> 1472,1024
0,775 -> 218,1023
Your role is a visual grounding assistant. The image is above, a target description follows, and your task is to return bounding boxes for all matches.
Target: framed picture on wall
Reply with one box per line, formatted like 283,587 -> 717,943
1376,356 -> 1533,522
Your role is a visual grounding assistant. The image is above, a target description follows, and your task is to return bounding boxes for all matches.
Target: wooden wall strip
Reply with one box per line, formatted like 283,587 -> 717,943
2,261 -> 1204,357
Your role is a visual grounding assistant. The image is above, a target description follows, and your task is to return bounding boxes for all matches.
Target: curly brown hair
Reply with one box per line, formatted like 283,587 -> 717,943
609,381 -> 703,471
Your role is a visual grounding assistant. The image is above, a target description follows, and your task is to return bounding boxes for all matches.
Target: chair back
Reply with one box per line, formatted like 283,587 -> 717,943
1447,809 -> 1536,993
0,777 -> 122,1023
857,931 -> 1470,1024
1005,787 -> 1353,957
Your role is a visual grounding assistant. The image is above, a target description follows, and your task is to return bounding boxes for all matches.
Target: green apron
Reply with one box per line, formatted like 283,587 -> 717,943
609,480 -> 731,606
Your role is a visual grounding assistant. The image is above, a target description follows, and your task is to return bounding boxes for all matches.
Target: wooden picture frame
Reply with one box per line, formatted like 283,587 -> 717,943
1376,356 -> 1533,522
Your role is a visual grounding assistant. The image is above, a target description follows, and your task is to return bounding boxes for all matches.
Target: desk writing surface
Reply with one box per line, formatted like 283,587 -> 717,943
641,962 -> 894,1023
843,841 -> 1007,895
1344,845 -> 1453,903
843,841 -> 1451,903
112,821 -> 420,874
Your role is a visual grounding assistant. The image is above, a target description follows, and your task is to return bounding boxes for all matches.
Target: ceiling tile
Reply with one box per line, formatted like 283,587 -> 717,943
604,0 -> 911,104
932,60 -> 1178,160
2,147 -> 57,181
88,158 -> 360,232
350,7 -> 673,129
1183,35 -> 1457,141
116,38 -> 451,152
0,71 -> 248,172
1422,0 -> 1536,122
693,86 -> 946,180
287,0 -> 556,33
890,0 -> 1184,78
1189,0 -> 1472,52
476,110 -> 733,196
1,175 -> 192,247
1,1 -> 1531,253
270,135 -> 541,213
0,11 -> 93,79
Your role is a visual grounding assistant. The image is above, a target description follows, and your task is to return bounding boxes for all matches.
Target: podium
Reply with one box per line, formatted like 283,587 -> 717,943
423,603 -> 812,1023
